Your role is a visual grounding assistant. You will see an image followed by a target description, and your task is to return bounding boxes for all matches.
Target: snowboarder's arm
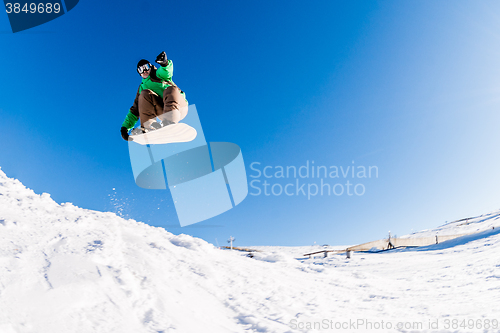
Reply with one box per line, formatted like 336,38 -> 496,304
122,87 -> 141,130
156,59 -> 174,81
121,111 -> 138,130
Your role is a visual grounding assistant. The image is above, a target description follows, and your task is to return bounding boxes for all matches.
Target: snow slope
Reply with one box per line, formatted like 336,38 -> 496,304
402,210 -> 500,238
1,168 -> 500,333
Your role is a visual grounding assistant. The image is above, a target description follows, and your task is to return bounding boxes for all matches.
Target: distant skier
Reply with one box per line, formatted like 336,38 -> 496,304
120,52 -> 188,141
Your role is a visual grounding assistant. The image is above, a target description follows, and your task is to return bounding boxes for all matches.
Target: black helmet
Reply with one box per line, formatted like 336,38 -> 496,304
137,59 -> 151,74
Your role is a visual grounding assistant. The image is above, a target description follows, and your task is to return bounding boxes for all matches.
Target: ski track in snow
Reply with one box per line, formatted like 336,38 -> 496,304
1,167 -> 500,333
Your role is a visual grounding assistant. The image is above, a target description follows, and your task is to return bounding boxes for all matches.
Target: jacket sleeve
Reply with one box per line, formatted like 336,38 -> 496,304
121,111 -> 139,130
156,59 -> 174,81
122,87 -> 141,130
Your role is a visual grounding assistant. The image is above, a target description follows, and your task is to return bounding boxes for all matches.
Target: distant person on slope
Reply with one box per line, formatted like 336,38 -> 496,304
120,51 -> 188,141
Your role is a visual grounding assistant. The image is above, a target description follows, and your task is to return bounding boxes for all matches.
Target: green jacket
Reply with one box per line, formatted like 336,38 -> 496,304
122,60 -> 187,130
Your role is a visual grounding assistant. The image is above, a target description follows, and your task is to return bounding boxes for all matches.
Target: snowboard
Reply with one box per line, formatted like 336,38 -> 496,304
130,123 -> 197,145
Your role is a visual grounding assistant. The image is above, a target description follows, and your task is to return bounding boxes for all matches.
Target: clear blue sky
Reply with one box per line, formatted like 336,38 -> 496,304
1,0 -> 500,246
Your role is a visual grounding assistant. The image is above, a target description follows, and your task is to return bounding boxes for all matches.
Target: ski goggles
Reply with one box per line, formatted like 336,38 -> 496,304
137,63 -> 151,74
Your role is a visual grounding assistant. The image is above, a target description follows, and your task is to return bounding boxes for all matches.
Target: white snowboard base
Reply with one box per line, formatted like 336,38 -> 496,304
130,123 -> 197,145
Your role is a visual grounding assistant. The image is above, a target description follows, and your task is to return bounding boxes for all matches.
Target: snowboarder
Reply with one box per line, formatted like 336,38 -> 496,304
120,52 -> 188,141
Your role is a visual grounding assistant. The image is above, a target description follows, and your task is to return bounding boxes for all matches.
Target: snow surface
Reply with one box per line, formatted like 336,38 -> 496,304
1,168 -> 500,333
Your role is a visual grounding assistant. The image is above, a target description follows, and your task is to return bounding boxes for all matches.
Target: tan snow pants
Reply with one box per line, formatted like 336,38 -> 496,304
138,84 -> 188,128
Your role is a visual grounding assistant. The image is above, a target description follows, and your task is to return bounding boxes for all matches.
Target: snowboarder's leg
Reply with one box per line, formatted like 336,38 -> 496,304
138,89 -> 164,128
158,85 -> 188,125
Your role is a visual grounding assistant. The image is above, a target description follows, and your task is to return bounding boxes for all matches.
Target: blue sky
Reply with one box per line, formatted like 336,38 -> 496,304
1,1 -> 500,246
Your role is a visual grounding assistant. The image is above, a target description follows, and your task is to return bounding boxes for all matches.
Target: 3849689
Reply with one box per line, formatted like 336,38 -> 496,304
5,3 -> 61,14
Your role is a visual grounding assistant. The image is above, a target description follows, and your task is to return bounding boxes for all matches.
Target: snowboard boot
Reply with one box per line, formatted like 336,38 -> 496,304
157,112 -> 177,127
130,123 -> 161,136
143,118 -> 163,132
130,127 -> 145,135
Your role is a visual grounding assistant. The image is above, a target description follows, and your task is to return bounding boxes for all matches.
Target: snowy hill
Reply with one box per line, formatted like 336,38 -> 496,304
402,209 -> 500,238
1,168 -> 500,333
